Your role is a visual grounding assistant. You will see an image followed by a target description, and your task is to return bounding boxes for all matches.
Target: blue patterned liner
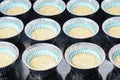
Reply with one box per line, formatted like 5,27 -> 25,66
65,42 -> 105,69
0,41 -> 19,68
33,0 -> 66,16
63,17 -> 99,39
109,43 -> 120,68
67,0 -> 99,16
0,17 -> 24,39
0,0 -> 31,16
22,43 -> 62,71
25,18 -> 61,41
101,0 -> 120,15
102,17 -> 120,38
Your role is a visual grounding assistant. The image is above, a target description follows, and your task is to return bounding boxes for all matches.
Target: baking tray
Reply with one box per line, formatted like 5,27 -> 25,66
0,0 -> 119,80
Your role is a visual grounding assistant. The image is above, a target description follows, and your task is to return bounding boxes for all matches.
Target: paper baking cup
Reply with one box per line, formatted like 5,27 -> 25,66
101,0 -> 120,16
33,0 -> 66,16
0,41 -> 19,68
22,43 -> 62,71
0,0 -> 31,16
67,0 -> 99,16
63,17 -> 99,39
25,18 -> 61,41
0,17 -> 24,39
109,44 -> 120,68
102,17 -> 120,39
65,42 -> 105,69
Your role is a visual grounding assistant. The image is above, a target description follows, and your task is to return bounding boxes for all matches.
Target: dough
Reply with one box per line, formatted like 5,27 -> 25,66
114,55 -> 120,67
6,7 -> 26,15
29,55 -> 57,70
68,27 -> 93,38
0,53 -> 14,67
106,7 -> 120,15
107,26 -> 120,38
31,28 -> 55,40
72,6 -> 93,15
71,53 -> 99,68
0,27 -> 18,38
39,5 -> 61,15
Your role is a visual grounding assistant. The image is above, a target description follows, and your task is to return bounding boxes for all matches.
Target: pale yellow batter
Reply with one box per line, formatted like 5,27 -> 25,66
29,55 -> 57,70
0,53 -> 14,67
31,28 -> 55,40
0,27 -> 18,38
72,6 -> 93,15
71,53 -> 99,68
114,55 -> 120,67
6,7 -> 26,15
107,26 -> 120,38
106,7 -> 120,15
68,27 -> 93,38
39,5 -> 61,15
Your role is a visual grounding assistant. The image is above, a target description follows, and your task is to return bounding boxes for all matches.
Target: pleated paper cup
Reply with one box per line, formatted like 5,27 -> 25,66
0,0 -> 32,24
33,0 -> 66,25
0,41 -> 19,76
0,17 -> 24,43
65,42 -> 105,75
102,17 -> 120,45
25,18 -> 61,44
101,0 -> 120,18
63,17 -> 99,44
0,0 -> 31,16
22,43 -> 62,78
109,44 -> 120,70
33,0 -> 65,16
67,0 -> 99,17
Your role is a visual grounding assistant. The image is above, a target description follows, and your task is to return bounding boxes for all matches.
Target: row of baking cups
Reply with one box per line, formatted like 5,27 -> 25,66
0,16 -> 119,78
0,0 -> 120,25
2,41 -> 120,79
0,16 -> 120,46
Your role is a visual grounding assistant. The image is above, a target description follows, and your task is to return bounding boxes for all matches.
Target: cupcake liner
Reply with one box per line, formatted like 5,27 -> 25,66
22,43 -> 62,71
65,42 -> 105,69
0,41 -> 19,76
33,0 -> 66,16
0,0 -> 31,16
102,17 -> 120,44
0,42 -> 19,67
101,0 -> 120,16
67,0 -> 99,16
25,18 -> 61,42
103,17 -> 120,35
63,17 -> 99,39
0,17 -> 24,39
109,43 -> 120,69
